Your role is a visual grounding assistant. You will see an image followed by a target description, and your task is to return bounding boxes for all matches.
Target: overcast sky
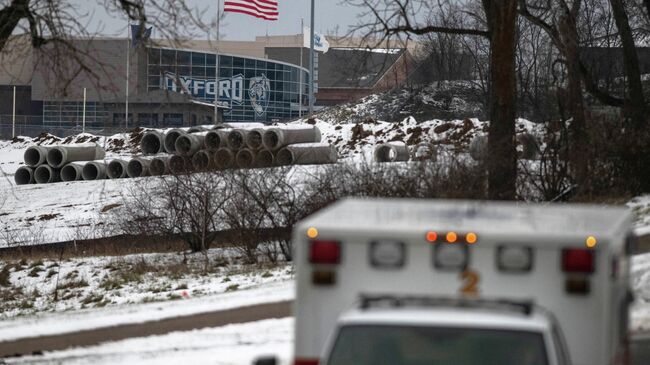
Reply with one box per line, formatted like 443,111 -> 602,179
78,0 -> 364,41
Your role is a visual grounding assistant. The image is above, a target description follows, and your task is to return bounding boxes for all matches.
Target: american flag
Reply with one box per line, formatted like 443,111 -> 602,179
224,0 -> 279,21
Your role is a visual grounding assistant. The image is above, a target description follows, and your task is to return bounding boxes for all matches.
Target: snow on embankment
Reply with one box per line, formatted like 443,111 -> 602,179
0,117 -> 512,247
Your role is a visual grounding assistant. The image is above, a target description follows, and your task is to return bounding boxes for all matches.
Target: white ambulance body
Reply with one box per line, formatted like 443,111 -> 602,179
292,198 -> 634,365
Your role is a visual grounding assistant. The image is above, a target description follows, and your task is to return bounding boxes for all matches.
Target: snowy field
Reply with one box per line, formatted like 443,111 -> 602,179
0,248 -> 293,322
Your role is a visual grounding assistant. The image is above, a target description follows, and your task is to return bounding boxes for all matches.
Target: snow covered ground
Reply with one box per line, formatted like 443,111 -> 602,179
4,317 -> 294,365
0,248 -> 293,323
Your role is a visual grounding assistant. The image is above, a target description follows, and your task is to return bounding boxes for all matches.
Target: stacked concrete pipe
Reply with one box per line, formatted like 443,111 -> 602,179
374,142 -> 410,162
192,150 -> 213,171
175,132 -> 208,157
235,148 -> 255,168
107,159 -> 130,179
127,157 -> 152,178
163,129 -> 187,154
245,127 -> 271,150
255,150 -> 275,168
169,155 -> 192,174
14,166 -> 34,185
46,144 -> 105,168
82,161 -> 108,181
150,156 -> 172,176
24,146 -> 50,167
60,162 -> 85,182
214,148 -> 235,169
204,129 -> 231,151
263,125 -> 321,151
276,143 -> 338,165
140,131 -> 165,155
34,165 -> 60,184
227,129 -> 249,150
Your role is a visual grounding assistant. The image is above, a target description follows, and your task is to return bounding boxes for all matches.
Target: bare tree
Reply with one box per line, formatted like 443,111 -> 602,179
0,0 -> 215,96
117,172 -> 232,268
347,0 -> 518,199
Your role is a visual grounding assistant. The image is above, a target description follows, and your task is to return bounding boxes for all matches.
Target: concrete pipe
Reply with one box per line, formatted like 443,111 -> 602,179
163,129 -> 187,154
276,143 -> 338,166
107,159 -> 129,179
214,148 -> 235,169
140,130 -> 165,155
192,150 -> 213,171
187,126 -> 208,133
82,161 -> 107,181
14,166 -> 34,185
412,142 -> 437,162
245,127 -> 271,150
60,162 -> 85,182
262,125 -> 321,151
469,134 -> 488,161
517,133 -> 540,160
204,129 -> 231,151
255,150 -> 275,168
127,157 -> 152,178
34,165 -> 60,184
236,148 -> 255,168
227,129 -> 249,150
46,144 -> 105,168
24,146 -> 50,167
374,142 -> 410,162
169,155 -> 192,174
150,156 -> 171,176
175,132 -> 208,157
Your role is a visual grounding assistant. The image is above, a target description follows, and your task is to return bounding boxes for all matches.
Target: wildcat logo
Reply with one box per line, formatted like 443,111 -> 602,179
249,74 -> 271,116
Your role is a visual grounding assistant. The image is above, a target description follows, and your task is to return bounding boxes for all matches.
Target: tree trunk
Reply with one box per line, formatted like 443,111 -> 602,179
484,0 -> 519,200
558,5 -> 589,188
609,0 -> 645,127
609,0 -> 649,192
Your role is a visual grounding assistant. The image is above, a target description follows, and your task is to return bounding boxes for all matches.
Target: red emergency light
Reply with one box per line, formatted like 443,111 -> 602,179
562,248 -> 595,273
309,240 -> 341,264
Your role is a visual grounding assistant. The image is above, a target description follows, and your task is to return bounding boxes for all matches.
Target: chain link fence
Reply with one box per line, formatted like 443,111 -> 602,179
0,115 -> 139,139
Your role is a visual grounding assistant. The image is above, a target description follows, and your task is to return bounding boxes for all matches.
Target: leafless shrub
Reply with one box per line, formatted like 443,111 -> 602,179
114,172 -> 233,269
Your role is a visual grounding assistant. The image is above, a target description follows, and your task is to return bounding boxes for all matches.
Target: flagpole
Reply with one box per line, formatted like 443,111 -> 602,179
125,24 -> 130,130
309,0 -> 315,115
299,18 -> 303,119
214,0 -> 221,125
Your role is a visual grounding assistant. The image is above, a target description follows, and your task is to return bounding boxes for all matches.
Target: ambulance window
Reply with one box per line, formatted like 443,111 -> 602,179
327,325 -> 548,365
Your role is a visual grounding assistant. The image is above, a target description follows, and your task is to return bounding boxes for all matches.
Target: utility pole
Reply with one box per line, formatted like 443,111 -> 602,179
82,88 -> 87,133
12,85 -> 16,138
309,0 -> 315,115
214,0 -> 221,125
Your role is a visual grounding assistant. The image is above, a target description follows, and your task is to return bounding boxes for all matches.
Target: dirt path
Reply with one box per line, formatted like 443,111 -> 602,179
0,300 -> 291,358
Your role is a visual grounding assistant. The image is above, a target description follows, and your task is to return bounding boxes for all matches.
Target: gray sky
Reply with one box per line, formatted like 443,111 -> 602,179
78,0 -> 364,41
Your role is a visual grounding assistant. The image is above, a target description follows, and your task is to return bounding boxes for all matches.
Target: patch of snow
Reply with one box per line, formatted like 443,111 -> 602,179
0,277 -> 294,342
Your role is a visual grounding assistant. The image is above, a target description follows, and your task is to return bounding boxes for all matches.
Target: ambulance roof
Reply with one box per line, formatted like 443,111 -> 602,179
298,198 -> 632,243
338,307 -> 553,332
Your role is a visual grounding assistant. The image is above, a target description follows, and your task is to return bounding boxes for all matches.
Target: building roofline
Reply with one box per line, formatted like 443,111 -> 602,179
149,44 -> 310,73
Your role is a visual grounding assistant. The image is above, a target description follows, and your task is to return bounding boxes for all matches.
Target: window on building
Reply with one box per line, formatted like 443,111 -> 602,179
138,113 -> 159,127
177,51 -> 191,66
163,113 -> 184,126
161,49 -> 175,65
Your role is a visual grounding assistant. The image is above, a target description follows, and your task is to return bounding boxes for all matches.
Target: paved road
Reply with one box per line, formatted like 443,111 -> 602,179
631,332 -> 650,365
0,300 -> 291,358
